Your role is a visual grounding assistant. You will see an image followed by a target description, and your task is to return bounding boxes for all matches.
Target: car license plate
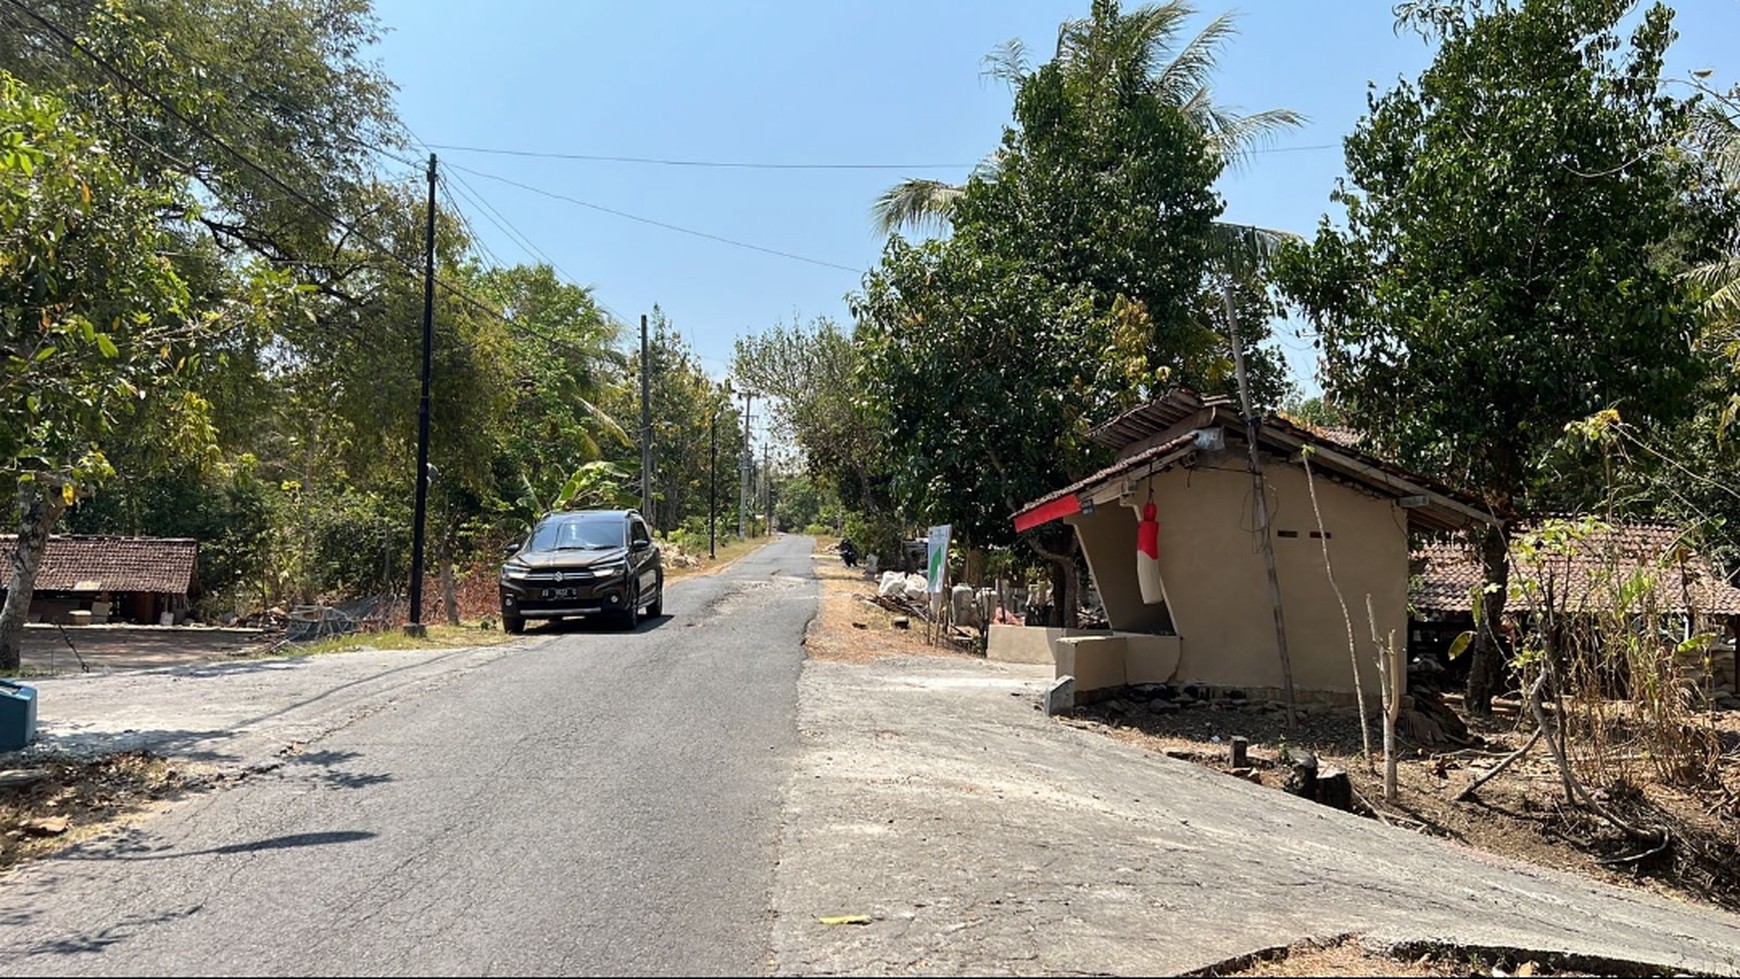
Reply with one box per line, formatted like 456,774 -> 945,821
545,587 -> 578,599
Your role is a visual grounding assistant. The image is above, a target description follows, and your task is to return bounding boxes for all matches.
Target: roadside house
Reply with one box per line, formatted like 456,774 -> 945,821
1411,521 -> 1740,696
996,389 -> 1492,702
0,535 -> 200,626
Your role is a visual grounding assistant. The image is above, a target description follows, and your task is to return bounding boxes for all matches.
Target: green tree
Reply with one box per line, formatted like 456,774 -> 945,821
731,316 -> 890,525
603,309 -> 733,535
1,0 -> 401,272
872,0 -> 1300,240
852,0 -> 1296,623
854,241 -> 1151,625
0,74 -> 247,668
1271,0 -> 1735,713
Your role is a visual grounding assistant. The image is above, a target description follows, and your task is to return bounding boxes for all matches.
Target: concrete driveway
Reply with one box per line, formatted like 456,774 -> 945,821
771,654 -> 1740,976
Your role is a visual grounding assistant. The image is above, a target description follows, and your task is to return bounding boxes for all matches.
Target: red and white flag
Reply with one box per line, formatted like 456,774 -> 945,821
1136,501 -> 1162,604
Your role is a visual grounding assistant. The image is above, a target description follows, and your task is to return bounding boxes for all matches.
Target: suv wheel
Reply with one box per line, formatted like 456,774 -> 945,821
503,613 -> 525,635
646,573 -> 664,618
619,582 -> 640,630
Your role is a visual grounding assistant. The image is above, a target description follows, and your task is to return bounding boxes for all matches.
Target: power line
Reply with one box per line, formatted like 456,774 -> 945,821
444,170 -> 570,279
445,161 -> 862,274
424,143 -> 972,171
393,128 -> 633,330
436,176 -> 513,273
423,141 -> 1343,168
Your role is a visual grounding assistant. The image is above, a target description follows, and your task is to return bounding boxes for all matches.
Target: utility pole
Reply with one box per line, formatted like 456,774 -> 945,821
406,153 -> 437,637
1226,279 -> 1297,731
639,313 -> 651,523
709,405 -> 719,559
738,391 -> 754,538
763,443 -> 773,535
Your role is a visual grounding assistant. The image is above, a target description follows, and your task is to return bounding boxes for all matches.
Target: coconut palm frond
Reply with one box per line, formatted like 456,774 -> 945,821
1151,9 -> 1235,106
982,37 -> 1029,88
872,178 -> 965,237
576,396 -> 630,446
1195,102 -> 1308,170
1119,1 -> 1196,64
970,148 -> 1008,182
1212,221 -> 1301,270
1688,256 -> 1740,319
1711,126 -> 1740,186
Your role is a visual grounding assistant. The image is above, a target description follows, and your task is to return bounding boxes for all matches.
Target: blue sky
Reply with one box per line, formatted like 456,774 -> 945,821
370,0 -> 1739,404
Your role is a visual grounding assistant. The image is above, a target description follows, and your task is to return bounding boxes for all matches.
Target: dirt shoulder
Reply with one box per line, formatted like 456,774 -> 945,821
803,550 -> 980,665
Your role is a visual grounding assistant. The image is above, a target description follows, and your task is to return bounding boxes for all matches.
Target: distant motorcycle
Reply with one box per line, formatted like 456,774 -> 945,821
837,538 -> 859,568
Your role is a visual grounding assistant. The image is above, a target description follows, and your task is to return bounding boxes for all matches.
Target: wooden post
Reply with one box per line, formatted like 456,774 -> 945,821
1367,595 -> 1404,803
1225,281 -> 1298,731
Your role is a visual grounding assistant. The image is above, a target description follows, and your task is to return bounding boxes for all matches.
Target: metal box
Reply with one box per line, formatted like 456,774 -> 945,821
0,681 -> 38,753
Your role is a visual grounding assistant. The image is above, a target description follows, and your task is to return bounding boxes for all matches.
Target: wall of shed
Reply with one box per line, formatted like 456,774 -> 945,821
1066,460 -> 1408,697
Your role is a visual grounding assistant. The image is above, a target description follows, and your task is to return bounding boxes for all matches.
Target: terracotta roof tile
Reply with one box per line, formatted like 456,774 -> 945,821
0,536 -> 198,594
1412,522 -> 1740,616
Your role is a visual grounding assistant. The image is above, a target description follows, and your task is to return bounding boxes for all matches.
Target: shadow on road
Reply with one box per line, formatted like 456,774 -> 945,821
526,613 -> 673,636
66,828 -> 377,862
7,905 -> 203,956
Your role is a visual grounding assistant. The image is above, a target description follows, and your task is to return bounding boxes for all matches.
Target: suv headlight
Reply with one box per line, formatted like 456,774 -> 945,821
592,561 -> 627,577
501,563 -> 531,581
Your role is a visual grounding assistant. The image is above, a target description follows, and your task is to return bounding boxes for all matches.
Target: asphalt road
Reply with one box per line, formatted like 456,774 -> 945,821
0,535 -> 818,977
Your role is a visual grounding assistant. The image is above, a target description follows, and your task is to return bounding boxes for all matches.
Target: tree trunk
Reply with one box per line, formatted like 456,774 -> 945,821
1027,532 -> 1081,630
1466,522 -> 1511,716
438,538 -> 460,627
0,484 -> 69,672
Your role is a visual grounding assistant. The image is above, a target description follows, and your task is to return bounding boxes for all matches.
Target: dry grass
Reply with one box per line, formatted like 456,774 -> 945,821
0,752 -> 212,871
663,534 -> 776,584
1196,936 -> 1603,977
1204,939 -> 1460,977
261,620 -> 514,657
804,549 -> 979,664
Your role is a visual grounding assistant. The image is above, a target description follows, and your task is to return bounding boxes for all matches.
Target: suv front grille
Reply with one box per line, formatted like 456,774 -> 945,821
519,569 -> 602,583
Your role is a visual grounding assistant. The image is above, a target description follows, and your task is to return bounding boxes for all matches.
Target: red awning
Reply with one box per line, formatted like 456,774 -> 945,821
1012,493 -> 1082,534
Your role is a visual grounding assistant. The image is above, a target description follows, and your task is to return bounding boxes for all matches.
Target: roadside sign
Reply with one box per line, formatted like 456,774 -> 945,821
927,524 -> 951,593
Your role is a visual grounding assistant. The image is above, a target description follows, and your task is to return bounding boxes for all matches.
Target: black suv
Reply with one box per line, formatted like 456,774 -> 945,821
499,509 -> 664,633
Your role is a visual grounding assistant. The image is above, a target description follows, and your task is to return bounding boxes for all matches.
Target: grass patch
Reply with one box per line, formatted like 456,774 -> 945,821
262,620 -> 514,657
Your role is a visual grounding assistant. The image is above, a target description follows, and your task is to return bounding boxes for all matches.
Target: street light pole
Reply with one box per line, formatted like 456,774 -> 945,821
737,390 -> 754,539
709,405 -> 718,560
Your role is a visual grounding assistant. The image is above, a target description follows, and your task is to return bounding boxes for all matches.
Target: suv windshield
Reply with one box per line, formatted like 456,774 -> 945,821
528,514 -> 625,551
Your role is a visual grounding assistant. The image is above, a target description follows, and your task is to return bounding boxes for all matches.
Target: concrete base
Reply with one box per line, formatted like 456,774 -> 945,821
986,625 -> 1110,665
1044,676 -> 1075,716
988,625 -> 1182,696
402,623 -> 429,639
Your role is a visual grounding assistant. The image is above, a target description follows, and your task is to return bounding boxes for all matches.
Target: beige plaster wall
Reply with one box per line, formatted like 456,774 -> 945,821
986,625 -> 1111,665
1054,635 -> 1127,692
1124,633 -> 1182,684
1067,506 -> 1173,634
1069,460 -> 1408,696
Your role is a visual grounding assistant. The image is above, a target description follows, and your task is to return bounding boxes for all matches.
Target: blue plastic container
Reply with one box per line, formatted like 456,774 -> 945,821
0,681 -> 38,752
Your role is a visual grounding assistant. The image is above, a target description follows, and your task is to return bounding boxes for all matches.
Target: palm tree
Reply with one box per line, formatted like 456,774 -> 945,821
872,0 -> 1303,244
1689,82 -> 1739,323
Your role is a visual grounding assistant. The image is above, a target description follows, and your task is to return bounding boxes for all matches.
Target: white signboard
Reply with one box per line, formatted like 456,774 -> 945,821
926,524 -> 952,594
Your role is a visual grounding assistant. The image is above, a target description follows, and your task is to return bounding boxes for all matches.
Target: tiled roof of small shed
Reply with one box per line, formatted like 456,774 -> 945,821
1412,522 -> 1740,616
0,536 -> 198,594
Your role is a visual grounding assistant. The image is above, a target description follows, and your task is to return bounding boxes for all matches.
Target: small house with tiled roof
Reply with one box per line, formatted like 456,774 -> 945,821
0,536 -> 199,625
994,389 -> 1494,701
1410,521 -> 1740,692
